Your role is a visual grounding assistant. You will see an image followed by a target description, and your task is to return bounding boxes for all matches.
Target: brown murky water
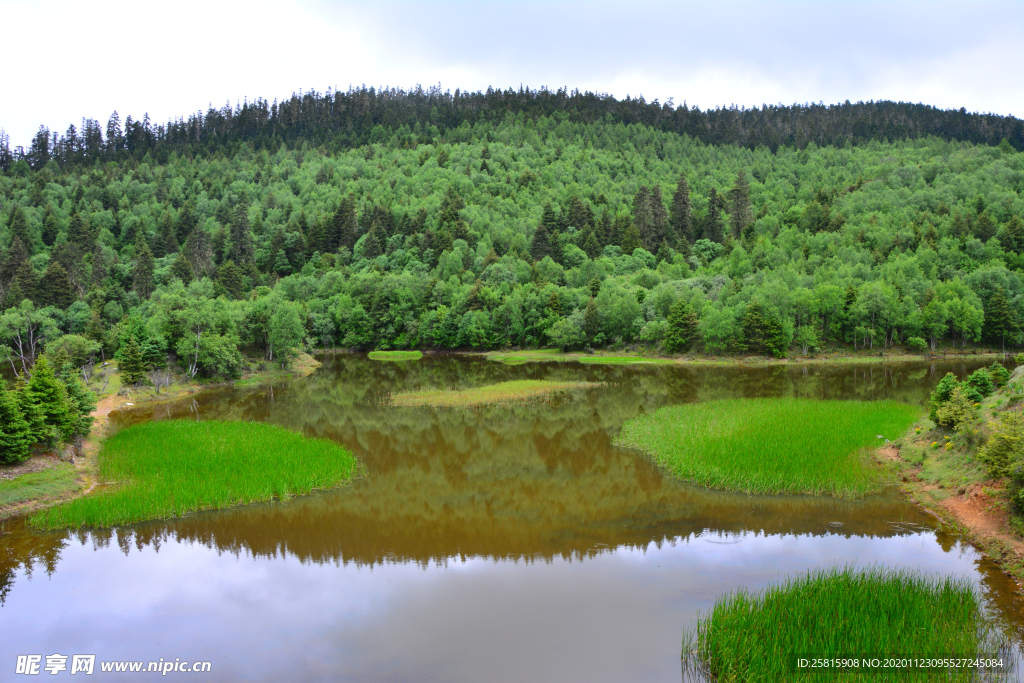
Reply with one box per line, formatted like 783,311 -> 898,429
2,356 -> 1022,682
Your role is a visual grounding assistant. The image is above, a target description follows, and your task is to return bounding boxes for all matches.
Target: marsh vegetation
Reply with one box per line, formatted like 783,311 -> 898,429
615,397 -> 920,496
31,420 -> 356,528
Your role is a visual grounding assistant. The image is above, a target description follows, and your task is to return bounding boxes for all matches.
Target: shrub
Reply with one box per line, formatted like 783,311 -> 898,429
966,368 -> 994,398
989,362 -> 1011,388
906,336 -> 928,353
934,385 -> 978,430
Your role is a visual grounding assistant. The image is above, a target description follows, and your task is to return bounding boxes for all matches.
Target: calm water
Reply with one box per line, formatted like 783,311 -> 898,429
2,356 -> 1022,682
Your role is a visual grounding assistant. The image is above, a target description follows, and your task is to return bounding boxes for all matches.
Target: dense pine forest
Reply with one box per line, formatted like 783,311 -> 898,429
2,87 -> 1024,383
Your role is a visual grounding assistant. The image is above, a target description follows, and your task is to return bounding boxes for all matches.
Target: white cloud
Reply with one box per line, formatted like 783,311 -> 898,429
2,0 -> 1022,146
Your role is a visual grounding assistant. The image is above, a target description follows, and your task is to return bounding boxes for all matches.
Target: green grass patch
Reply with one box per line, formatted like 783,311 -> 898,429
578,355 -> 673,365
30,420 -> 357,529
0,464 -> 80,509
615,398 -> 919,497
368,350 -> 423,361
683,566 -> 1011,682
390,380 -> 603,407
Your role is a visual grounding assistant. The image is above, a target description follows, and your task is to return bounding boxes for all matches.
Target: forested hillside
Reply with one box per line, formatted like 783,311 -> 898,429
2,99 -> 1024,381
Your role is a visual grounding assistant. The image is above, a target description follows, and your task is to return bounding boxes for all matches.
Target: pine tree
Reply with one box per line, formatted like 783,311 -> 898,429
39,262 -> 75,309
333,195 -> 359,250
703,188 -> 726,243
584,298 -> 600,342
530,221 -> 552,261
633,185 -> 665,251
132,236 -> 155,298
665,299 -> 700,353
9,207 -> 34,254
567,195 -> 592,230
582,230 -> 601,260
184,228 -> 215,278
669,173 -> 692,245
2,238 -> 39,306
91,241 -> 108,287
24,357 -> 77,442
58,362 -> 96,436
175,201 -> 197,243
974,211 -> 996,242
0,381 -> 34,464
983,287 -> 1018,352
118,336 -> 148,385
740,301 -> 787,358
229,205 -> 255,267
217,260 -> 247,299
620,221 -> 642,254
728,170 -> 753,239
362,226 -> 384,260
156,210 -> 178,256
67,212 -> 92,244
41,205 -> 59,246
170,252 -> 194,285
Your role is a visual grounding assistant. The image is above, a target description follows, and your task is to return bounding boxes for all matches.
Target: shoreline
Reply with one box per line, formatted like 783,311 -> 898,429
0,353 -> 321,521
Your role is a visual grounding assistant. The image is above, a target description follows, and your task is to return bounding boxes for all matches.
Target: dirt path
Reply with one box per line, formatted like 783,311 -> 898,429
894,457 -> 1024,586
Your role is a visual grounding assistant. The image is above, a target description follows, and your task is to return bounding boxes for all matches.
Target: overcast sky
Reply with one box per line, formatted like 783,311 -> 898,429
2,0 -> 1023,147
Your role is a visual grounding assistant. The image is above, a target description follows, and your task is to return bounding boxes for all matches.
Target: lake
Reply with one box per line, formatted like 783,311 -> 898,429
2,355 -> 1021,682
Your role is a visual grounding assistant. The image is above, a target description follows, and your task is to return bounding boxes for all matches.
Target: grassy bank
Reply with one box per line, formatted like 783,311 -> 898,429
683,566 -> 1010,682
615,398 -> 919,497
368,350 -> 423,361
0,461 -> 81,510
390,380 -> 604,407
30,420 -> 357,529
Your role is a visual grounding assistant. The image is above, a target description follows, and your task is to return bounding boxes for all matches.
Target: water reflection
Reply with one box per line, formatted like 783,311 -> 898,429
1,355 -> 1021,682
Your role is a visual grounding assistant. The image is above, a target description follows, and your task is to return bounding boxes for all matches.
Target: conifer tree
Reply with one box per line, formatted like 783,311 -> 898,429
333,195 -> 358,250
217,260 -> 247,299
91,241 -> 109,288
184,228 -> 215,278
362,226 -> 383,260
24,357 -> 77,442
530,221 -> 552,261
170,252 -> 194,285
41,205 -> 59,246
175,201 -> 197,243
156,210 -> 178,256
665,299 -> 699,353
703,188 -> 726,243
582,230 -> 601,260
9,207 -> 34,254
229,205 -> 255,268
2,238 -> 39,306
118,336 -> 148,385
728,170 -> 753,239
39,262 -> 75,309
67,212 -> 92,244
620,221 -> 642,254
983,287 -> 1018,352
669,173 -> 692,245
0,381 -> 34,464
132,236 -> 155,298
58,362 -> 96,436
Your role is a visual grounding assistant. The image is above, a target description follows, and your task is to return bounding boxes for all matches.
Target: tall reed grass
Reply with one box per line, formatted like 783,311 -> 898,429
31,420 -> 357,528
615,398 -> 919,497
683,566 -> 1012,682
390,380 -> 603,407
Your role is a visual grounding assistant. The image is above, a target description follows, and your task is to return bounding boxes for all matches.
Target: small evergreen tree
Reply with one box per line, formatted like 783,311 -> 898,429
740,301 -> 787,358
119,336 -> 148,385
132,237 -> 155,298
620,222 -> 642,254
24,357 -> 77,443
0,381 -> 34,464
665,299 -> 699,353
170,252 -> 194,285
530,221 -> 552,261
59,362 -> 96,436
